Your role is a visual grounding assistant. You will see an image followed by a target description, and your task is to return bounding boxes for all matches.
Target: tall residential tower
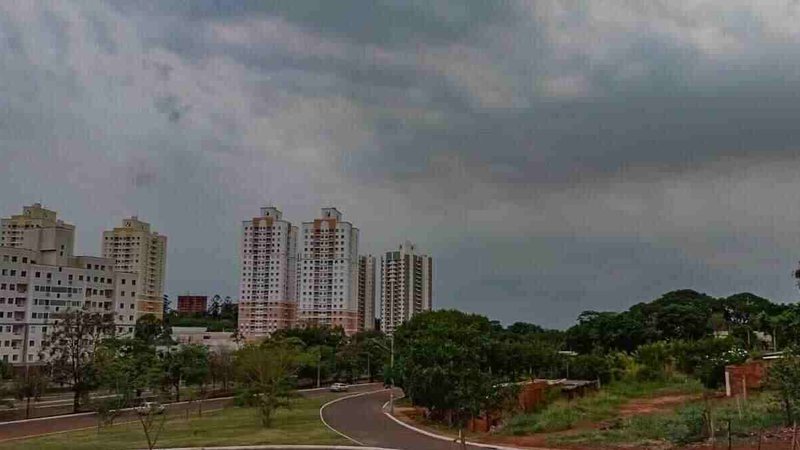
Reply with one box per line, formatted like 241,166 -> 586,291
380,241 -> 432,334
297,208 -> 360,335
357,255 -> 376,331
238,207 -> 297,340
102,217 -> 167,319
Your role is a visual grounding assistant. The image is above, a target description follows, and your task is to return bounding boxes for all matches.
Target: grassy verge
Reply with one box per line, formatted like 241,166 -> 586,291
504,377 -> 704,435
550,392 -> 785,447
0,395 -> 347,450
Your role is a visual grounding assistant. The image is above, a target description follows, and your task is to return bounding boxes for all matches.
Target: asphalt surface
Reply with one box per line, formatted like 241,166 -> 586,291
321,389 -> 490,450
0,383 -> 382,443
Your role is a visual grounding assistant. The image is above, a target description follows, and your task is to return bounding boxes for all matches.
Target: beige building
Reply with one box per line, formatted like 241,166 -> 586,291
238,207 -> 298,340
357,255 -> 376,331
0,204 -> 138,365
102,217 -> 167,319
0,203 -> 75,266
297,208 -> 360,335
380,241 -> 433,334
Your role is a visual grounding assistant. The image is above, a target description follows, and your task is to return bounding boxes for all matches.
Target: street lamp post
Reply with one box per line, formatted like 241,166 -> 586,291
368,335 -> 396,413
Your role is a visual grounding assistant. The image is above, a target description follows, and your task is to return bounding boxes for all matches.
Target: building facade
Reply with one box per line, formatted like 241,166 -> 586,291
177,295 -> 207,314
0,203 -> 75,266
297,208 -> 360,335
238,207 -> 298,340
171,327 -> 242,353
380,241 -> 433,334
357,255 -> 376,331
102,217 -> 167,319
0,205 -> 138,365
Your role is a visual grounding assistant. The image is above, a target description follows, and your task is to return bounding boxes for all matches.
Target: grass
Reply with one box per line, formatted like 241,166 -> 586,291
550,392 -> 786,447
0,394 -> 348,450
504,376 -> 704,435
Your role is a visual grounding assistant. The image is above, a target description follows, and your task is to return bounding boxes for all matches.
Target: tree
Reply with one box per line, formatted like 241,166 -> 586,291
160,344 -> 209,402
394,310 -> 512,437
138,406 -> 168,450
135,314 -> 170,346
0,360 -> 13,381
221,296 -> 236,321
209,348 -> 235,391
235,339 -> 303,427
14,368 -> 48,419
209,295 -> 221,319
43,309 -> 115,412
95,338 -> 162,406
768,350 -> 800,426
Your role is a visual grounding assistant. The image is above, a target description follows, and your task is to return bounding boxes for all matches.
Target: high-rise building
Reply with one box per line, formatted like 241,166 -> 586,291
0,203 -> 75,266
297,208 -> 360,335
238,207 -> 297,340
380,241 -> 433,334
102,217 -> 167,319
357,255 -> 376,331
0,205 -> 138,365
177,295 -> 207,314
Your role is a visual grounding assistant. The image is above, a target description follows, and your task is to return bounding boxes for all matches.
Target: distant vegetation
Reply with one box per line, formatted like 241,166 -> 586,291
391,289 -> 800,446
164,294 -> 238,332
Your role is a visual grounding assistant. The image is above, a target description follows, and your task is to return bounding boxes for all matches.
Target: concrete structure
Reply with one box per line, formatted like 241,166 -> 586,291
0,203 -> 75,266
357,255 -> 376,331
171,326 -> 241,353
177,295 -> 207,314
380,241 -> 433,334
102,217 -> 167,319
238,207 -> 298,340
297,208 -> 360,335
0,205 -> 138,365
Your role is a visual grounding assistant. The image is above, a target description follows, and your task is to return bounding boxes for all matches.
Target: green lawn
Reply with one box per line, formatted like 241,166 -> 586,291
550,392 -> 785,447
504,377 -> 704,435
1,395 -> 348,450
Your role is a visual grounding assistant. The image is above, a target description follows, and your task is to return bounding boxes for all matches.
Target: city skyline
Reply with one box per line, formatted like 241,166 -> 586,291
5,2 -> 800,329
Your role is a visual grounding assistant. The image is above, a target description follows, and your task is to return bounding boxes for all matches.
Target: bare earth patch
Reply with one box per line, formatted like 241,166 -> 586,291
617,394 -> 700,417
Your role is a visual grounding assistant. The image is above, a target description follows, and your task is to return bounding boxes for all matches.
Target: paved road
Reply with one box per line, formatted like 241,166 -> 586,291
0,383 -> 381,442
321,389 -> 494,450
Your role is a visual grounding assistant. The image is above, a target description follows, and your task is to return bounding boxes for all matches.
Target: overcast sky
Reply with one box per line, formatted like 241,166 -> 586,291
3,1 -> 800,328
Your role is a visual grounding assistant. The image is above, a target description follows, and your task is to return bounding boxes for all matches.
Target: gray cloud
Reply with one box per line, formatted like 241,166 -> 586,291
3,1 -> 800,329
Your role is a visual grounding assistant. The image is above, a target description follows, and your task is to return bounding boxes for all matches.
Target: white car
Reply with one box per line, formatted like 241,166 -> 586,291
329,383 -> 349,392
135,401 -> 165,415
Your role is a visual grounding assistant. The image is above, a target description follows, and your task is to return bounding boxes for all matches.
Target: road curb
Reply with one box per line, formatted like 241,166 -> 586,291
161,446 -> 398,450
381,394 -> 554,450
319,388 -> 388,447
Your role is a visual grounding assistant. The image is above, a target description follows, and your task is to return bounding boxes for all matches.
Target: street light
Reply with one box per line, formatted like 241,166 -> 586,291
369,334 -> 395,413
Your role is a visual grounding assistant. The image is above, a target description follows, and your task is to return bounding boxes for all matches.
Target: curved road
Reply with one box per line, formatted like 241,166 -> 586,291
0,383 -> 382,443
322,389 -> 495,450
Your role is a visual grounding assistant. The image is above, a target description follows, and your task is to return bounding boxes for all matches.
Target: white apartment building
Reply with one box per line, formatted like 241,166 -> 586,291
380,241 -> 433,334
297,208 -> 360,335
358,255 -> 376,331
238,207 -> 297,340
102,217 -> 167,319
0,205 -> 138,365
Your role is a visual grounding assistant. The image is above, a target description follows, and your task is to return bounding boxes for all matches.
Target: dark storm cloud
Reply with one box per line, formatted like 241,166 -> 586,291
107,0 -> 515,47
4,1 -> 800,329
356,91 -> 800,189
